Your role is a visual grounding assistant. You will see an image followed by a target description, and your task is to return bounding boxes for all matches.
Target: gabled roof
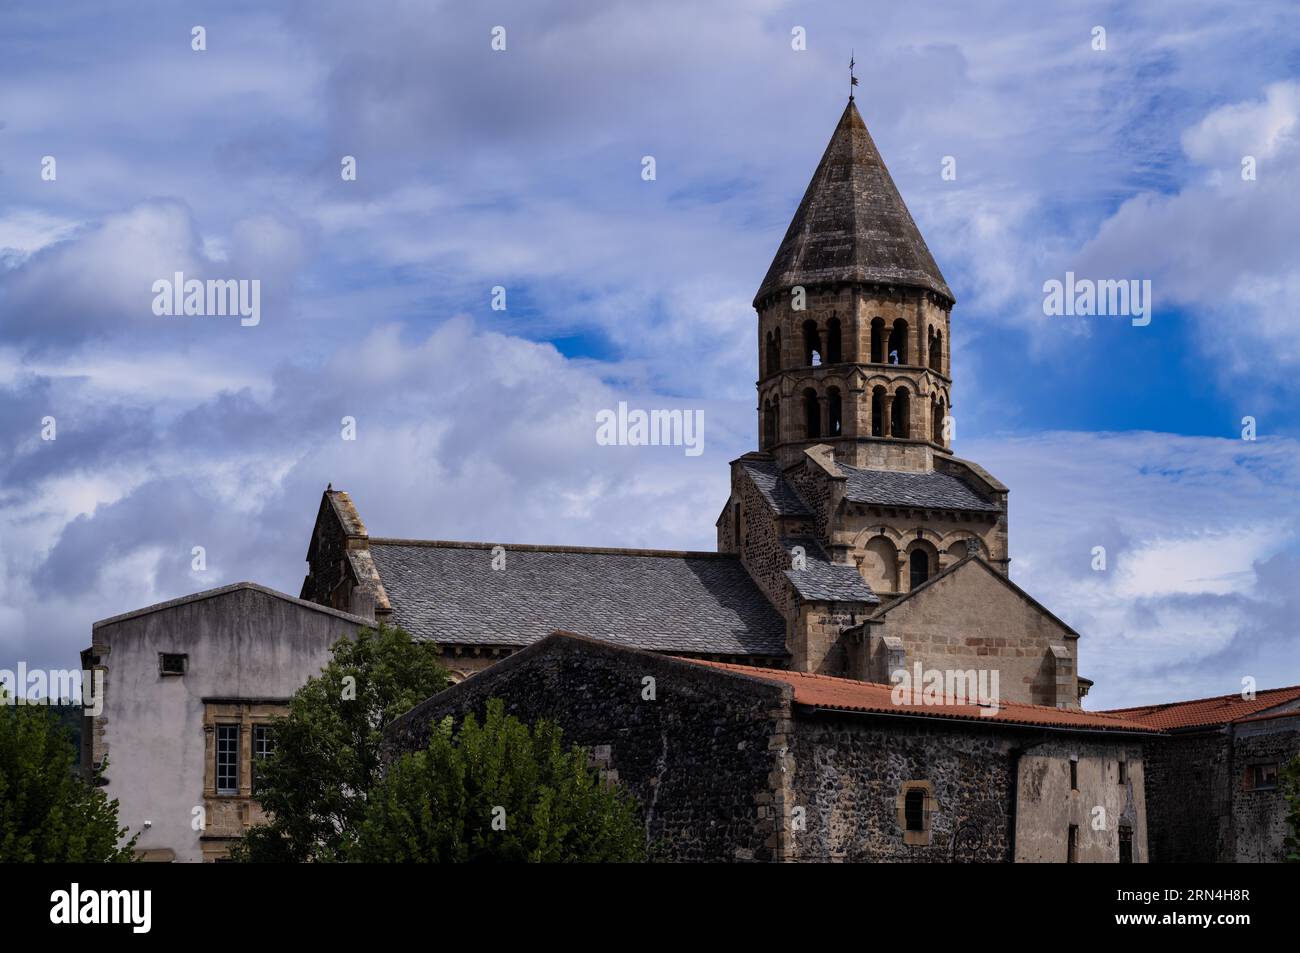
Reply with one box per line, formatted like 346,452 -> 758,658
842,464 -> 1000,513
367,539 -> 788,657
681,658 -> 1157,734
738,456 -> 812,517
755,99 -> 952,305
92,581 -> 375,630
870,555 -> 1079,639
1104,685 -> 1300,730
781,536 -> 879,604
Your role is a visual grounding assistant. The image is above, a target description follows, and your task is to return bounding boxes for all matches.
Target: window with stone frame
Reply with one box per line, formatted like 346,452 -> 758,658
252,725 -> 275,795
1249,762 -> 1279,791
215,724 -> 239,795
896,781 -> 934,846
202,699 -> 290,857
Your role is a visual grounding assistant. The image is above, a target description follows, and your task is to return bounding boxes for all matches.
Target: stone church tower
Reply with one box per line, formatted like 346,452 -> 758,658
718,98 -> 1083,708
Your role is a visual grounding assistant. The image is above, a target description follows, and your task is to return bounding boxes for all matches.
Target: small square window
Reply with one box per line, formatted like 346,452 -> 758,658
1251,763 -> 1279,791
159,653 -> 188,676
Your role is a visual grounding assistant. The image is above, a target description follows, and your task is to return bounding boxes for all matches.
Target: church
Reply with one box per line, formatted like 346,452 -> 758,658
82,95 -> 1294,863
301,98 -> 1083,709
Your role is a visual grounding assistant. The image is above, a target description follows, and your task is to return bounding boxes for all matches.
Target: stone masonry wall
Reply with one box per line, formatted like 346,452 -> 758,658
1142,730 -> 1230,863
787,713 -> 1015,862
384,637 -> 794,862
1229,718 -> 1300,862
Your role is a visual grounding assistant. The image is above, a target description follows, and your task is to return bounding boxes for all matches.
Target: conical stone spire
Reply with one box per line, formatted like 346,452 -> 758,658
755,99 -> 952,306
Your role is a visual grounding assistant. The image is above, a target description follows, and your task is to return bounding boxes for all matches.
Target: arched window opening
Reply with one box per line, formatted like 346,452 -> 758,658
889,319 -> 908,365
826,317 -> 842,364
803,389 -> 821,439
929,328 -> 943,372
870,318 -> 886,364
932,397 -> 945,443
827,388 -> 842,436
891,387 -> 910,438
763,399 -> 777,447
909,548 -> 930,590
871,385 -> 885,437
802,321 -> 821,366
765,331 -> 779,377
904,789 -> 925,831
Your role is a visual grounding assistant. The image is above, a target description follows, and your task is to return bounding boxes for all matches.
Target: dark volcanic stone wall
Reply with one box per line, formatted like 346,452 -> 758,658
300,498 -> 350,607
384,637 -> 792,862
788,713 -> 1013,862
1142,730 -> 1229,863
1229,719 -> 1300,862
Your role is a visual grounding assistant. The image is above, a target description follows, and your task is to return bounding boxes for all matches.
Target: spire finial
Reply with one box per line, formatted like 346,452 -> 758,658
849,51 -> 858,101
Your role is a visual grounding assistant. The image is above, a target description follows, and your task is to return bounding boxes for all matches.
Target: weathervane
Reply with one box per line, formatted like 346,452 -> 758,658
849,51 -> 859,100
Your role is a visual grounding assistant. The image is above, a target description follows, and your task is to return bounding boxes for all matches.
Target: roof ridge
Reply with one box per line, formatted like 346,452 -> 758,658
368,538 -> 734,559
714,661 -> 1142,717
1104,684 -> 1300,715
93,581 -> 375,630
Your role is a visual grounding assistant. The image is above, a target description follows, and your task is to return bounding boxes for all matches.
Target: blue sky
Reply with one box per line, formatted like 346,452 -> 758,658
2,0 -> 1299,708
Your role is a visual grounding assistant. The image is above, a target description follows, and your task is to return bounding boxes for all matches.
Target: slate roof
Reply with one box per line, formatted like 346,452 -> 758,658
1104,686 -> 1300,730
841,464 -> 1000,512
367,540 -> 788,657
684,658 -> 1159,734
782,537 -> 879,604
739,457 -> 812,517
755,99 -> 953,305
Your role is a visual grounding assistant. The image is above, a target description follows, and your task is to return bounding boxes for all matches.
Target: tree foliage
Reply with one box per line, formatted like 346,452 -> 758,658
0,692 -> 136,862
230,624 -> 449,862
351,698 -> 644,862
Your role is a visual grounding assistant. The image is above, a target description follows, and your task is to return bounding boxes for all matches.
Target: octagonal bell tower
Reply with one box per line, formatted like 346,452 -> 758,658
755,98 -> 955,472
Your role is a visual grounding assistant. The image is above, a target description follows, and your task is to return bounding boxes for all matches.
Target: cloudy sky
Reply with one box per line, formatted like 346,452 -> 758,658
2,0 -> 1298,709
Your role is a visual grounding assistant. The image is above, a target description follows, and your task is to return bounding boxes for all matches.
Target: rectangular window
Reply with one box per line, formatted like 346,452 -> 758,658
216,724 -> 239,795
1070,757 -> 1078,791
1251,763 -> 1279,790
252,725 -> 275,795
1067,824 -> 1078,864
1118,760 -> 1127,784
1118,826 -> 1133,864
159,653 -> 188,676
904,789 -> 925,832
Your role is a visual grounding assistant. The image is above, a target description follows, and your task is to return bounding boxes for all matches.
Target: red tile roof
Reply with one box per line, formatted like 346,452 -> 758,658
678,659 -> 1158,734
1103,686 -> 1300,730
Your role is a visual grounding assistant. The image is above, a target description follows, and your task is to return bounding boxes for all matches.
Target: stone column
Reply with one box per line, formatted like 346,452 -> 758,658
846,387 -> 862,438
883,394 -> 895,437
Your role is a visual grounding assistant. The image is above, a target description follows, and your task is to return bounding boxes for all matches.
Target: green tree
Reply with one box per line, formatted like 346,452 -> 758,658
350,698 -> 644,862
230,624 -> 448,862
1282,755 -> 1300,863
0,690 -> 136,862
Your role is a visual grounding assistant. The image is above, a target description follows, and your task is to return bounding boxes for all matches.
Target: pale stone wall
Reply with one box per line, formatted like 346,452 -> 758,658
866,559 -> 1080,707
86,586 -> 368,862
1014,740 -> 1148,863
